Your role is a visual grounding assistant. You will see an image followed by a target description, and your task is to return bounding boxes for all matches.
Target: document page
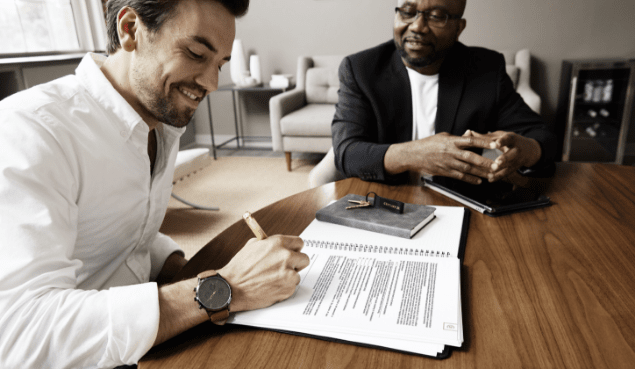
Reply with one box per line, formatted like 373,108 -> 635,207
230,245 -> 462,346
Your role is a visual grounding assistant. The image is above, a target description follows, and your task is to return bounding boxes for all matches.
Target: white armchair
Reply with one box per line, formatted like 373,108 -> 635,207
307,49 -> 543,188
499,48 -> 541,114
269,55 -> 344,171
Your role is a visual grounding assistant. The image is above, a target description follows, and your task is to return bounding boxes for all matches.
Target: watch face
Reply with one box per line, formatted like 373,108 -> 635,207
198,276 -> 231,311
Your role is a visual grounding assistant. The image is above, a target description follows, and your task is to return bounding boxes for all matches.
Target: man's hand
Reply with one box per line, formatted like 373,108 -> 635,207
153,235 -> 308,346
219,235 -> 310,313
384,132 -> 495,184
465,130 -> 542,182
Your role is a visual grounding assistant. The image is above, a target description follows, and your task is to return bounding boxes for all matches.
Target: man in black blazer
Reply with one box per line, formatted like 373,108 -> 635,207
332,0 -> 556,185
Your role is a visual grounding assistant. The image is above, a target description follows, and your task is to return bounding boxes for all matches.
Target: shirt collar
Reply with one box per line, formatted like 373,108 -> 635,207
74,53 -> 186,141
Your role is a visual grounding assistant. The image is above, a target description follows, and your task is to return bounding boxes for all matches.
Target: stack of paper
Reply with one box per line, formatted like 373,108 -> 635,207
229,206 -> 467,358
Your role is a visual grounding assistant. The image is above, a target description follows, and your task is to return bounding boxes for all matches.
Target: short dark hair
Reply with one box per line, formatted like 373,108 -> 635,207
105,0 -> 249,54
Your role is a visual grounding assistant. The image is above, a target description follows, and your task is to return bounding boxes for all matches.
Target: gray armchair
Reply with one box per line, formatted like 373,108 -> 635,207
307,48 -> 543,188
269,55 -> 344,171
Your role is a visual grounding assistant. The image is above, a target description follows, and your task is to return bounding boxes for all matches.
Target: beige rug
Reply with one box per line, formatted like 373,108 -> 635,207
160,155 -> 320,259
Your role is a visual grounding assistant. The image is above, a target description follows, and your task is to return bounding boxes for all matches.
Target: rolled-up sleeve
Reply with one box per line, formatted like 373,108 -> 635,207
149,233 -> 184,281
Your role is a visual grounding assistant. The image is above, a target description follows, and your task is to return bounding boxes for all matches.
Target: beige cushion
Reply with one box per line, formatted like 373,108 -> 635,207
505,65 -> 519,89
305,68 -> 339,104
280,103 -> 335,136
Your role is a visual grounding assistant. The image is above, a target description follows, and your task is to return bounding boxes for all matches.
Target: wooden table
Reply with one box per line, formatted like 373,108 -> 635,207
141,163 -> 635,368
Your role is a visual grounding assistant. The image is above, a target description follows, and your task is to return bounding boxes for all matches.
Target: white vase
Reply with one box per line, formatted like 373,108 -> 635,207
230,39 -> 247,85
249,55 -> 262,84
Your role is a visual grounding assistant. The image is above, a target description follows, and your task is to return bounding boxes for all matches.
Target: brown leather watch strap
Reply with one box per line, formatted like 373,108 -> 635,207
209,309 -> 230,325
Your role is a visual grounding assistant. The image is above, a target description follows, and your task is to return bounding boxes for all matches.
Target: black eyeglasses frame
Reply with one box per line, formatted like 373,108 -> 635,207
394,7 -> 462,28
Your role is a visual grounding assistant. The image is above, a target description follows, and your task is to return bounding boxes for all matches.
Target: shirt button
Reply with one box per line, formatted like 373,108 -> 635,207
120,130 -> 127,137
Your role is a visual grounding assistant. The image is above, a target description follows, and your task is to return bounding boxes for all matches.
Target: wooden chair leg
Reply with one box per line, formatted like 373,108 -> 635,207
285,152 -> 292,171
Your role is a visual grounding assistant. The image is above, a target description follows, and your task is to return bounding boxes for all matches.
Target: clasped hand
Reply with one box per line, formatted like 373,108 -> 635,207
385,131 -> 541,184
463,130 -> 542,182
218,235 -> 310,313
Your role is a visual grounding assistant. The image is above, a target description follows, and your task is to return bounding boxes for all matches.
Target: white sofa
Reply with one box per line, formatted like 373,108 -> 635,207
307,48 -> 543,188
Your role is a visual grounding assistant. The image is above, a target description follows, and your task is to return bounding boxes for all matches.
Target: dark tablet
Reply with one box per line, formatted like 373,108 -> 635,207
422,176 -> 551,217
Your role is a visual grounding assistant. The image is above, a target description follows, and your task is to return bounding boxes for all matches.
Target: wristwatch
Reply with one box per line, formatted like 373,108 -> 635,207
193,270 -> 232,324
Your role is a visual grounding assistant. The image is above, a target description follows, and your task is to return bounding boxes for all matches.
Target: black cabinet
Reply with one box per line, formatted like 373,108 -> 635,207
556,59 -> 635,164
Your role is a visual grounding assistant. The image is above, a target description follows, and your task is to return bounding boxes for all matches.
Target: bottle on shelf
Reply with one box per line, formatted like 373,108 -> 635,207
602,79 -> 613,102
592,80 -> 604,103
583,80 -> 594,102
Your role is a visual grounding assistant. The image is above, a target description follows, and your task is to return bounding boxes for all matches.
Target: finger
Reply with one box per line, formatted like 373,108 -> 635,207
290,252 -> 311,272
488,167 -> 515,182
493,132 -> 517,149
491,147 -> 519,171
456,150 -> 496,171
279,235 -> 305,252
471,131 -> 503,149
453,160 -> 492,179
444,169 -> 484,185
464,130 -> 488,138
459,131 -> 500,149
454,136 -> 493,150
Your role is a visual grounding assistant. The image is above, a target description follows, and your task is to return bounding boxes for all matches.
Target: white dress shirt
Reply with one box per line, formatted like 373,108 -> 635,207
406,67 -> 439,140
0,53 -> 185,368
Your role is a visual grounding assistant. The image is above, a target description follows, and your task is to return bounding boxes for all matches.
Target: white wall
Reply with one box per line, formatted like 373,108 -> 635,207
195,0 -> 395,144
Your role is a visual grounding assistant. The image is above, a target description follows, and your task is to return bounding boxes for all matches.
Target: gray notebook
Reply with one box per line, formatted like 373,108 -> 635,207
315,194 -> 436,239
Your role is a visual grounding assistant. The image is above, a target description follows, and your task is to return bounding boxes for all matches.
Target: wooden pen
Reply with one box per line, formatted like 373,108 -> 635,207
243,211 -> 268,240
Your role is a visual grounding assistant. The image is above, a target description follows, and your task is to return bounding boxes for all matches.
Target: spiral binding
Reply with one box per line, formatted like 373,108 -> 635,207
303,239 -> 450,258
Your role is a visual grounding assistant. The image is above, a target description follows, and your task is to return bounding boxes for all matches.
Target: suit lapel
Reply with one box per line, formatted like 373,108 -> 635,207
388,50 -> 413,142
436,43 -> 467,135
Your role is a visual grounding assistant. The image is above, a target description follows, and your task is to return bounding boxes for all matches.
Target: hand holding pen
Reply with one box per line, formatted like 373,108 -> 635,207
215,212 -> 310,312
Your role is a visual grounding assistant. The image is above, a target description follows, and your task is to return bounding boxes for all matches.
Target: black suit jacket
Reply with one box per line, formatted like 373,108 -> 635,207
332,40 -> 556,183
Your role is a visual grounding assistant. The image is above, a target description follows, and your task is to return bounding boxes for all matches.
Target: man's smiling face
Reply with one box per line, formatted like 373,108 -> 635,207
129,0 -> 235,128
393,0 -> 466,74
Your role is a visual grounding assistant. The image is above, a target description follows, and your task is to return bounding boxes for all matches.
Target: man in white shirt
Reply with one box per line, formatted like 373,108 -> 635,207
0,0 -> 309,368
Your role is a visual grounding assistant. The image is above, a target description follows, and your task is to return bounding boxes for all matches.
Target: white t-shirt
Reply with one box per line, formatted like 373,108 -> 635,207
406,67 -> 439,140
0,53 -> 185,368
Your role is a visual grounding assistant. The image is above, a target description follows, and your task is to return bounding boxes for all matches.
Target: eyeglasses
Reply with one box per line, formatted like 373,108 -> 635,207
395,7 -> 462,28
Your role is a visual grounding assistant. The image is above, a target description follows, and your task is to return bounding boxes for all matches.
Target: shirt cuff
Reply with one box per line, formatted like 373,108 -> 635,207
99,282 -> 160,367
149,233 -> 184,282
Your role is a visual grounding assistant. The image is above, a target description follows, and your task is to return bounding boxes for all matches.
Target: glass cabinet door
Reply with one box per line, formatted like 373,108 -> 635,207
565,67 -> 632,162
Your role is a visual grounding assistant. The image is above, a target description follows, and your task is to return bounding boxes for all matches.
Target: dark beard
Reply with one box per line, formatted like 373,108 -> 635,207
148,92 -> 195,128
394,39 -> 440,68
131,67 -> 196,128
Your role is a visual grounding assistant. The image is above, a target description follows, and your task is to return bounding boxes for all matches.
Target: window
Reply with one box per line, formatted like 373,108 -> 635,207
0,0 -> 107,56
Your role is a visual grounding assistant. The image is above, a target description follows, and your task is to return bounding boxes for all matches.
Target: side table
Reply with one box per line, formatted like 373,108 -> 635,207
206,83 -> 292,159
